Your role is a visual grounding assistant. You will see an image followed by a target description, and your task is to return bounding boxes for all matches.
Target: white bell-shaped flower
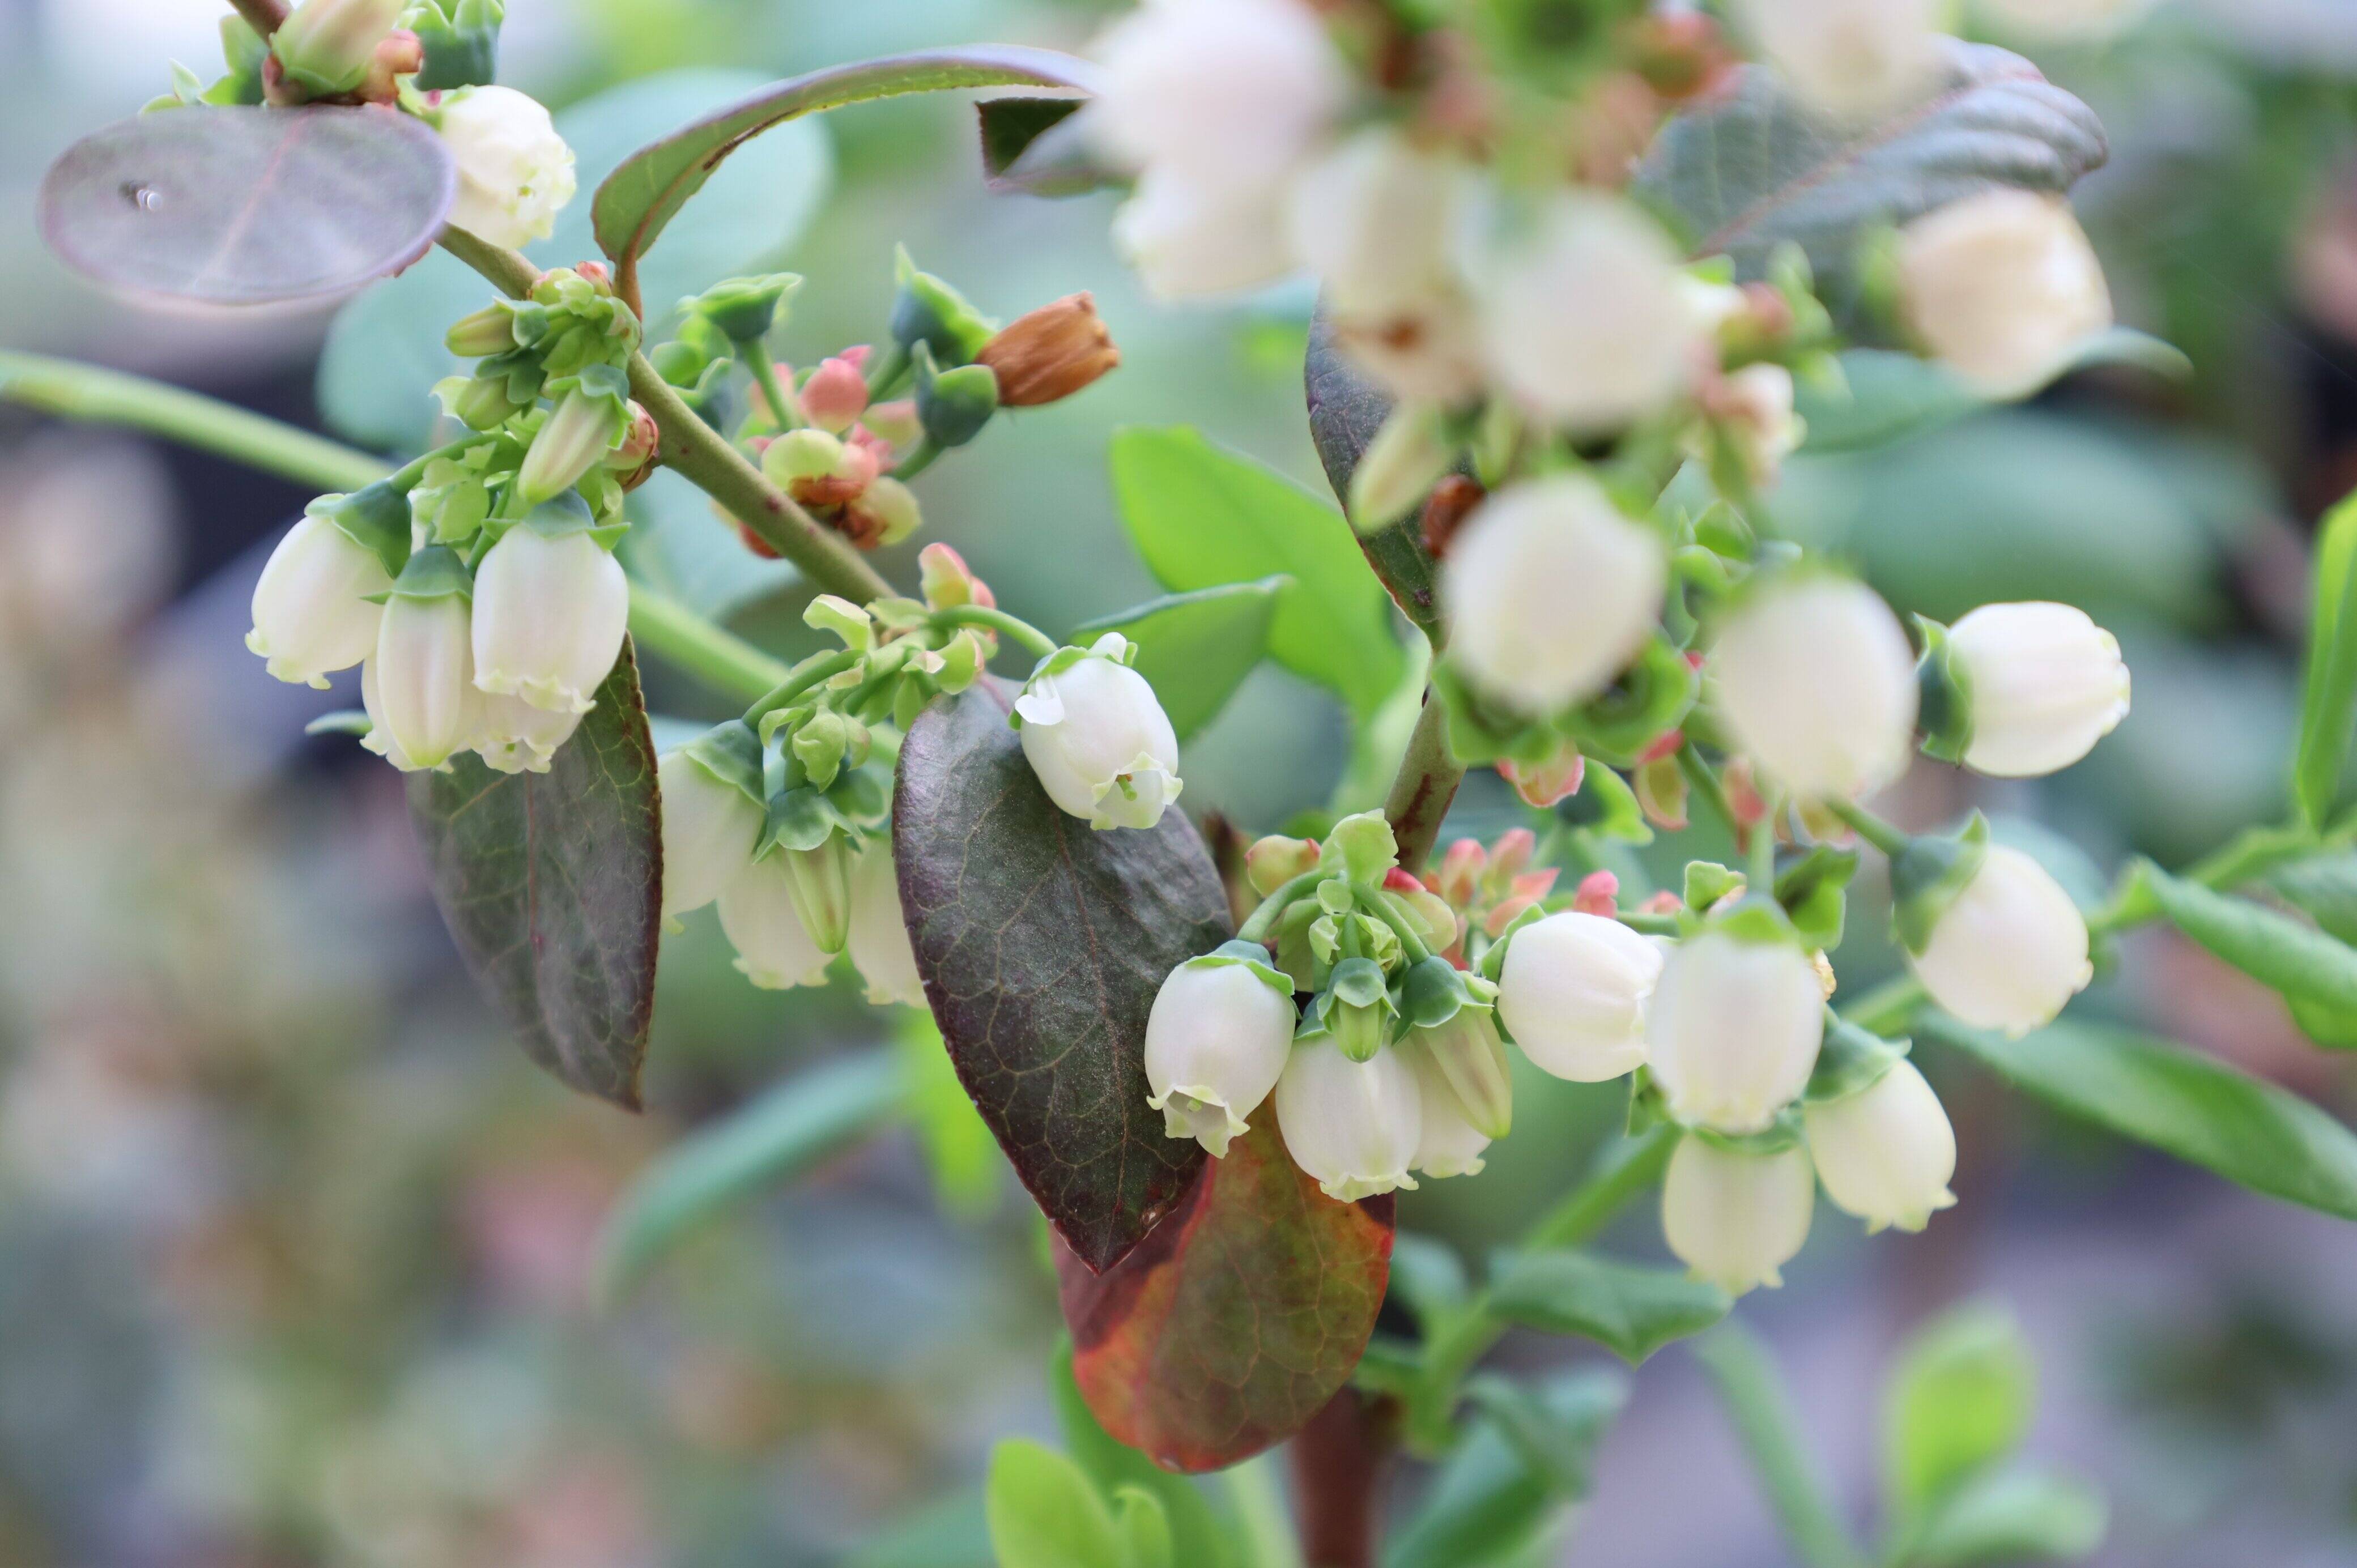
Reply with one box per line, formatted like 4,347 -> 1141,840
1442,475 -> 1668,717
359,658 -> 426,772
1111,169 -> 1296,301
436,85 -> 578,249
1646,931 -> 1824,1135
1015,634 -> 1182,831
474,691 -> 582,774
1145,953 -> 1297,1157
1406,1042 -> 1492,1179
1909,845 -> 2091,1035
1662,1135 -> 1816,1296
1288,128 -> 1466,323
1897,190 -> 2113,395
1712,574 -> 1918,800
1497,912 -> 1664,1083
1803,1060 -> 1958,1233
372,557 -> 479,772
1273,1038 -> 1422,1202
472,525 -> 629,715
1461,189 -> 1699,432
1733,0 -> 1940,122
846,842 -> 928,1009
1946,602 -> 2130,777
246,513 -> 392,688
716,854 -> 833,990
657,747 -> 763,919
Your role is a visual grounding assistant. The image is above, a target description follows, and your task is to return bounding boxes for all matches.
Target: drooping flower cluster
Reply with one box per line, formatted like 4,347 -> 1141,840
249,265 -> 650,774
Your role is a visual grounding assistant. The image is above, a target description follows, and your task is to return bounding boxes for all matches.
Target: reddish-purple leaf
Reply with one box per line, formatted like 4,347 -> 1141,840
1056,1115 -> 1396,1473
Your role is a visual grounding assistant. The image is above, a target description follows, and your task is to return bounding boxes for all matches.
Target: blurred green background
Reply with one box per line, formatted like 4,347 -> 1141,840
6,0 -> 2357,1563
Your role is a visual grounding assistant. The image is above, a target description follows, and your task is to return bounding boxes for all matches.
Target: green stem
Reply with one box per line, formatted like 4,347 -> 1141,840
740,339 -> 801,429
1747,787 -> 1781,891
435,231 -> 894,606
1222,1455 -> 1306,1568
1694,1324 -> 1871,1568
625,583 -> 792,704
932,605 -> 1059,661
1383,689 -> 1466,875
1826,797 -> 1909,859
891,435 -> 941,481
1677,743 -> 1741,846
863,341 -> 911,399
1352,885 -> 1433,966
1238,872 -> 1322,944
1614,911 -> 1682,936
741,649 -> 862,725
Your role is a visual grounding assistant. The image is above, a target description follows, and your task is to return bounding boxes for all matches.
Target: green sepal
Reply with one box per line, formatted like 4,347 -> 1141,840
1913,615 -> 1973,764
890,245 -> 998,365
1320,810 -> 1401,886
1682,860 -> 1746,914
1624,1070 -> 1667,1138
1701,892 -> 1803,948
380,542 -> 471,603
912,342 -> 1001,449
409,453 -> 493,547
1180,940 -> 1296,999
1555,763 -> 1652,846
1477,901 -> 1547,986
679,718 -> 765,811
1561,635 -> 1700,768
805,594 -> 875,653
1807,1016 -> 1910,1103
1689,1105 -> 1806,1156
1890,812 -> 1991,957
1303,956 -> 1396,1061
761,785 -> 861,857
310,479 -> 414,578
304,708 -> 372,737
1397,955 -> 1486,1034
1775,843 -> 1859,952
483,488 -> 628,554
402,0 -> 503,88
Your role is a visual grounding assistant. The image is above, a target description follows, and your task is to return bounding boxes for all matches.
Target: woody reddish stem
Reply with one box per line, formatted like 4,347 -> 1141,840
1290,1388 -> 1399,1568
1384,688 -> 1466,874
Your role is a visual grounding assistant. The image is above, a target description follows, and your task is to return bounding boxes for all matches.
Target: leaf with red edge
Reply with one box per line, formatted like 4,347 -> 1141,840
1056,1115 -> 1396,1473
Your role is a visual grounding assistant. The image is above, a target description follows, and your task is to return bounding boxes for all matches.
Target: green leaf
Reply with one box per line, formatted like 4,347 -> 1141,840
407,641 -> 659,1109
1634,41 -> 2106,316
319,68 -> 834,452
40,105 -> 455,305
1111,1489 -> 1175,1568
2266,851 -> 2357,944
2138,862 -> 2357,1019
1056,1116 -> 1395,1473
1797,335 -> 2190,455
897,1012 -> 1005,1219
2294,489 -> 2357,828
1303,314 -> 1444,645
591,1050 -> 901,1303
1387,1233 -> 1471,1331
1905,1468 -> 2107,1567
986,1440 -> 1121,1568
1884,1303 -> 2035,1518
1382,1370 -> 1627,1568
592,47 -> 1095,296
1486,1249 -> 1731,1365
1051,1344 -> 1237,1568
1926,1017 -> 2357,1220
894,679 -> 1229,1272
1694,1325 -> 1872,1568
1072,579 -> 1287,742
1111,427 -> 1407,721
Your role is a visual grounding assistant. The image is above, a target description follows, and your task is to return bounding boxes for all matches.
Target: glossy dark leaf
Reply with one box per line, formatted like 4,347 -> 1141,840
41,105 -> 455,305
1071,579 -> 1286,742
1302,313 -> 1443,643
978,97 -> 1117,197
1382,1370 -> 1627,1568
1634,41 -> 2106,313
1928,1017 -> 2357,1219
1487,1249 -> 1731,1365
409,640 -> 660,1109
1054,1115 -> 1395,1473
593,47 -> 1097,298
894,679 -> 1228,1272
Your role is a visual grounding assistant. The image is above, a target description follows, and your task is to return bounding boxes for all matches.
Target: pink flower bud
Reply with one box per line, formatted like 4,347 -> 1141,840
1641,890 -> 1683,916
801,356 -> 870,434
1497,740 -> 1586,807
1436,839 -> 1485,907
1487,828 -> 1536,888
1244,833 -> 1318,895
1573,870 -> 1619,917
918,542 -> 995,612
862,399 -> 921,450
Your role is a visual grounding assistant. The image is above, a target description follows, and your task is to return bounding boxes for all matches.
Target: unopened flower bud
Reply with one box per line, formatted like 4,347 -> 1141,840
271,0 -> 404,96
1712,574 -> 1918,800
914,346 -> 1001,449
1804,1060 -> 1958,1233
1733,0 -> 1939,123
1146,946 -> 1296,1157
602,401 -> 659,475
658,731 -> 764,918
1246,834 -> 1320,896
433,84 -> 576,248
1273,1038 -> 1422,1202
761,427 -> 876,507
373,546 -> 479,771
1497,912 -> 1663,1083
1708,362 -> 1801,486
1015,634 -> 1182,830
439,371 -> 526,432
445,302 -> 517,358
1943,601 -> 2130,777
889,246 -> 998,364
846,842 -> 925,1008
852,476 -> 922,547
862,399 -> 922,451
1496,738 -> 1585,808
470,512 -> 628,714
1413,1008 -> 1513,1140
716,854 -> 833,990
766,830 -> 854,957
976,293 -> 1120,407
1443,474 -> 1668,716
1662,1136 -> 1815,1296
357,27 -> 423,103
1573,870 -> 1619,917
1908,844 -> 2091,1035
1897,190 -> 2113,395
799,356 -> 870,433
686,273 -> 802,346
1348,403 -> 1456,533
918,542 -> 994,613
1647,931 -> 1824,1134
517,379 -> 626,504
1407,1043 -> 1491,1179
246,506 -> 396,688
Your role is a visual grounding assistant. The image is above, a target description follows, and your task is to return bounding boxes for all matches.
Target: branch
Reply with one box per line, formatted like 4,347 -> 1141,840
1382,686 -> 1465,872
437,231 -> 895,607
1694,1325 -> 1871,1568
1290,1389 -> 1398,1568
227,0 -> 286,37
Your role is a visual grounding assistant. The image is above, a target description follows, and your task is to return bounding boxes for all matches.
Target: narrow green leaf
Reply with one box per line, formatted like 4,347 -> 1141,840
1072,578 -> 1288,742
2266,851 -> 2357,944
1797,334 -> 2190,455
986,1440 -> 1122,1568
1694,1325 -> 1871,1568
1926,1017 -> 2357,1220
1487,1249 -> 1731,1365
2138,862 -> 2357,1019
897,1012 -> 1005,1220
1386,1233 -> 1471,1332
1111,427 -> 1406,720
1382,1370 -> 1627,1568
1050,1344 -> 1237,1568
591,1051 -> 901,1303
2295,489 -> 2357,827
1884,1303 -> 2034,1518
1906,1468 -> 2107,1567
